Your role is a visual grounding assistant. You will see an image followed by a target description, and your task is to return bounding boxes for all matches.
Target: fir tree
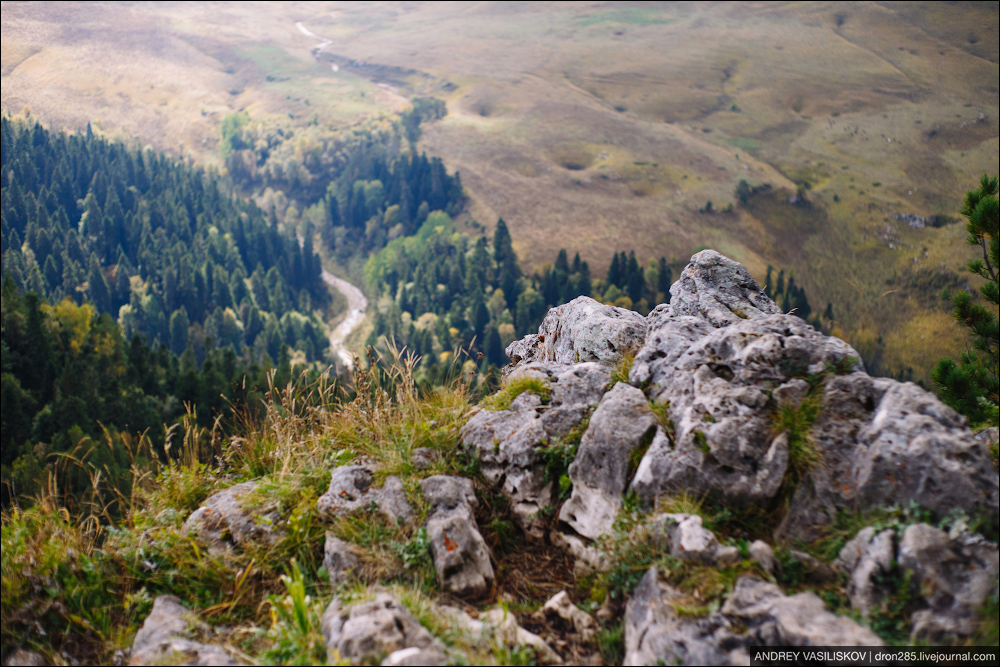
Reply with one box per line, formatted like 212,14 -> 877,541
931,174 -> 999,427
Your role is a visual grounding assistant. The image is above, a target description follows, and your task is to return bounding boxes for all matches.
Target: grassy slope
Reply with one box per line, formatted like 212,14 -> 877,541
3,0 -> 998,380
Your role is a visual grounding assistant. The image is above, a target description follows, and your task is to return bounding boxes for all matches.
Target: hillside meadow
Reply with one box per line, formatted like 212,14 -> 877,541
3,0 -> 998,380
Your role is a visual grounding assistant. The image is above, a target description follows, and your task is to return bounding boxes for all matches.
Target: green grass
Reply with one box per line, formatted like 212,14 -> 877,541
773,393 -> 822,487
480,376 -> 551,411
608,352 -> 635,389
574,8 -> 674,27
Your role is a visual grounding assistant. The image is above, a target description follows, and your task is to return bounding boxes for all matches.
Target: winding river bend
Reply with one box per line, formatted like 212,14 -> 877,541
321,269 -> 367,369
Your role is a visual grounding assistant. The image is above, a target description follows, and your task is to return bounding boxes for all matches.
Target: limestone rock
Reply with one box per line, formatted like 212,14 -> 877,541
382,646 -> 448,666
835,527 -> 896,617
722,576 -> 883,646
410,447 -> 438,470
461,361 -> 610,540
624,568 -> 742,666
480,608 -> 563,665
504,296 -> 646,371
317,465 -> 414,525
542,591 -> 598,641
666,250 -> 783,328
323,533 -> 362,586
647,513 -> 738,566
749,540 -> 776,575
897,524 -> 999,642
183,482 -> 280,554
2,651 -> 45,667
854,382 -> 999,529
322,593 -> 440,664
420,476 -> 495,598
550,530 -> 609,576
630,314 -> 860,516
559,383 -> 659,540
131,596 -> 239,666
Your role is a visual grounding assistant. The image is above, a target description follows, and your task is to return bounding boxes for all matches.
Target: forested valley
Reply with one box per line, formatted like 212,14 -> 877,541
1,106 -> 841,510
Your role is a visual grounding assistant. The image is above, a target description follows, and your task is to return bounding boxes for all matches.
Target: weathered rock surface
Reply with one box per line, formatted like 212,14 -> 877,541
2,650 -> 45,667
646,513 -> 740,566
666,250 -> 784,327
624,250 -> 997,538
835,527 -> 896,618
322,593 -> 441,664
504,296 -> 646,371
836,523 -> 1000,642
480,608 -> 563,665
420,476 -> 495,598
749,540 -> 777,575
131,596 -> 239,666
317,465 -> 414,525
461,362 -> 610,539
183,482 -> 280,554
410,447 -> 438,470
624,568 -> 746,666
381,646 -> 448,666
559,383 -> 659,540
625,566 -> 886,666
542,591 -> 598,642
852,382 -> 999,528
629,314 -> 858,514
324,533 -> 362,586
722,576 -> 883,647
898,524 -> 999,641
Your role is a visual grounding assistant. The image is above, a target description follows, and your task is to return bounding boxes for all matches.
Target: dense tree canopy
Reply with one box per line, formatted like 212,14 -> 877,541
1,115 -> 329,363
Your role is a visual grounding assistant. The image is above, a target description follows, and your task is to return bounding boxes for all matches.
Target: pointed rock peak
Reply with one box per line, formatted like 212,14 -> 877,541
669,249 -> 781,327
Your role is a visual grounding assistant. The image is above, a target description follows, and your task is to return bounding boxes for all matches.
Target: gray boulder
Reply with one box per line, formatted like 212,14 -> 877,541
646,513 -> 741,566
666,249 -> 783,327
624,568 -> 745,666
504,296 -> 646,371
897,524 -> 998,641
629,314 -> 860,517
131,596 -> 239,666
834,527 -> 896,618
420,476 -> 495,598
749,540 -> 777,575
183,482 -> 280,554
317,465 -> 414,525
722,576 -> 883,646
323,533 -> 362,586
382,646 -> 448,666
853,383 -> 999,529
461,362 -> 610,540
542,591 -> 598,642
628,251 -> 998,540
410,447 -> 438,470
560,383 -> 659,540
322,594 -> 440,664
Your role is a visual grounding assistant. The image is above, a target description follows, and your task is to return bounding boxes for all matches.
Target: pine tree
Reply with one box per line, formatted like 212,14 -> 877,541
931,174 -> 999,427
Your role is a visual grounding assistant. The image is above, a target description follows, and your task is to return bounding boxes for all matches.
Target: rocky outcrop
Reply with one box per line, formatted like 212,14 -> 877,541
323,533 -> 362,586
541,591 -> 598,642
183,482 -> 280,554
626,568 -> 882,665
486,249 -> 996,549
835,526 -> 897,618
646,513 -> 741,566
317,465 -> 414,525
835,523 -> 1000,642
321,593 -> 442,664
504,296 -> 646,371
559,383 -> 659,540
420,475 -> 495,598
461,361 -> 611,539
131,596 -> 239,666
